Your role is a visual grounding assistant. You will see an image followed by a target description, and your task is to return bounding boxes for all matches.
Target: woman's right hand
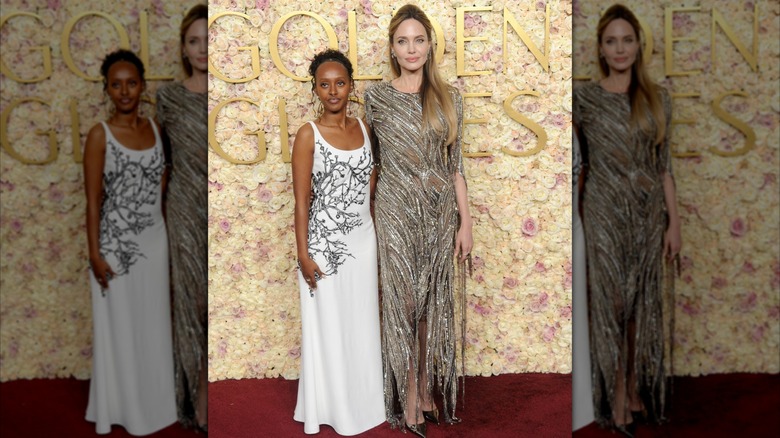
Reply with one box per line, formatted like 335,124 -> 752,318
90,257 -> 116,291
298,257 -> 325,292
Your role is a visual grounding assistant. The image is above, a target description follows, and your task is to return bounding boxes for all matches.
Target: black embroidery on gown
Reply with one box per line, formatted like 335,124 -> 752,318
307,140 -> 372,276
99,143 -> 164,276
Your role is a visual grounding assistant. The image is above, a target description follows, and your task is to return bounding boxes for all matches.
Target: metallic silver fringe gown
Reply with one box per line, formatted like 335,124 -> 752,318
365,82 -> 468,427
573,82 -> 674,426
156,83 -> 208,428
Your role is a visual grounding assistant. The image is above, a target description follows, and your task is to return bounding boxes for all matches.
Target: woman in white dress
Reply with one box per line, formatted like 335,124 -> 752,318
572,132 -> 595,430
290,49 -> 385,435
83,49 -> 177,435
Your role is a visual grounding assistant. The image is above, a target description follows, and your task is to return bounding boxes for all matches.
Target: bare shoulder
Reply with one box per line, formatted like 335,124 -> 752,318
293,122 -> 315,152
295,121 -> 314,140
85,123 -> 106,150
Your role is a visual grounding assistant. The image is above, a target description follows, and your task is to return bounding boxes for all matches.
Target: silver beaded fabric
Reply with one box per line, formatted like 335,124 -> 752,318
573,82 -> 675,426
364,82 -> 469,427
155,82 -> 208,428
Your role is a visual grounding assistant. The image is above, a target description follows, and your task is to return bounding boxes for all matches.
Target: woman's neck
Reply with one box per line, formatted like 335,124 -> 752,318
109,111 -> 142,128
601,70 -> 631,93
317,111 -> 349,129
393,69 -> 424,93
184,70 -> 208,93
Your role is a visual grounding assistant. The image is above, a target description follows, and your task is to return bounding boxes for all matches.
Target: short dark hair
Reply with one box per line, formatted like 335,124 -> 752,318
100,49 -> 145,91
308,49 -> 354,90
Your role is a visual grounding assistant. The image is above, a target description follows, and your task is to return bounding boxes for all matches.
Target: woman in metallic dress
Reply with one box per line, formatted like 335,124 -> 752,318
364,4 -> 473,437
573,4 -> 681,436
155,3 -> 208,431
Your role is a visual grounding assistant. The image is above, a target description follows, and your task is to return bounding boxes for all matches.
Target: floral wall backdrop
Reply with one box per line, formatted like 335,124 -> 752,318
0,0 -> 197,381
208,0 -> 574,380
573,0 -> 779,375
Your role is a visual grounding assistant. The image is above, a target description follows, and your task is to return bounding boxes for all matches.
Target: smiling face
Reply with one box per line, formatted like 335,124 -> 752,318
313,61 -> 352,115
391,18 -> 430,74
599,18 -> 639,75
106,60 -> 143,114
183,18 -> 207,74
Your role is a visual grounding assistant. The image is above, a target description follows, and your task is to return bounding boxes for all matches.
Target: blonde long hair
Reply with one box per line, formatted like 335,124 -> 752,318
597,4 -> 666,145
389,4 -> 458,147
180,4 -> 207,77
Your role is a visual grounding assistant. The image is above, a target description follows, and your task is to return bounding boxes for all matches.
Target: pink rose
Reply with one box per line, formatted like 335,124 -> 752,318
522,217 -> 538,236
258,188 -> 273,202
503,277 -> 519,288
751,325 -> 766,342
738,291 -> 757,312
530,291 -> 549,312
48,186 -> 64,203
730,218 -> 747,237
219,219 -> 231,232
711,276 -> 727,289
542,325 -> 556,342
681,300 -> 699,316
231,306 -> 246,319
217,340 -> 228,358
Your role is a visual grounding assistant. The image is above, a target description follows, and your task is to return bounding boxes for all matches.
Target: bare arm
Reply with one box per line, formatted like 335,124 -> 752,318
291,124 -> 324,291
454,172 -> 473,261
83,124 -> 115,290
662,171 -> 681,260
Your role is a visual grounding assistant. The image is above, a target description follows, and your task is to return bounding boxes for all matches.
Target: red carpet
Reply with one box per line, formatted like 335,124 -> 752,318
3,373 -> 775,437
209,373 -> 571,437
0,378 -> 199,438
574,373 -> 780,437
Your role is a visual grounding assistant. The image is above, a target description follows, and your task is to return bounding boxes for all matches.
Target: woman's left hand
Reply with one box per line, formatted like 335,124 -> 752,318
454,222 -> 473,262
663,220 -> 682,261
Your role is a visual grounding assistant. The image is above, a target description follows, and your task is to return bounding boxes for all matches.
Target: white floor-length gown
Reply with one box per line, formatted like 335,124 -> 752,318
85,120 -> 177,435
573,132 -> 595,430
293,120 -> 385,435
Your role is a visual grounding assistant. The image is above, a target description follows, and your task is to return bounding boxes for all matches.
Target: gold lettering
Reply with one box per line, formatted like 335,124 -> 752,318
208,98 -> 266,164
1,98 -> 58,164
456,7 -> 491,76
70,98 -> 83,163
504,5 -> 550,72
502,91 -> 547,157
463,92 -> 492,124
139,10 -> 174,81
670,93 -> 702,157
712,4 -> 758,72
279,99 -> 291,163
208,12 -> 261,83
664,6 -> 702,76
0,13 -> 53,83
710,91 -> 755,157
61,12 -> 130,81
348,11 -> 381,80
270,12 -> 337,81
